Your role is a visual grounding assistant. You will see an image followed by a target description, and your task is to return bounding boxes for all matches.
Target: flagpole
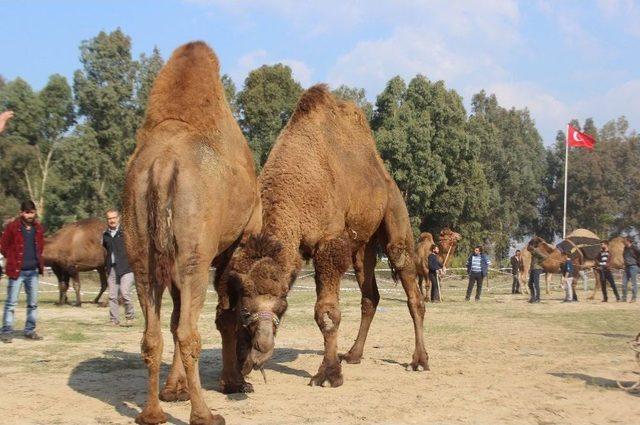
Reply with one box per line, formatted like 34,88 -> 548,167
562,124 -> 569,239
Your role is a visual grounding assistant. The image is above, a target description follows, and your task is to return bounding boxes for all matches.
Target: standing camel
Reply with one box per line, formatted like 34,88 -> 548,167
42,218 -> 108,306
415,228 -> 461,301
216,85 -> 429,393
123,41 -> 259,425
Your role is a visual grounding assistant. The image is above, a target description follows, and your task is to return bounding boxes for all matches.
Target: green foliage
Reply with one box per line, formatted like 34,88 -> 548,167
136,46 -> 164,123
237,64 -> 303,167
221,74 -> 238,117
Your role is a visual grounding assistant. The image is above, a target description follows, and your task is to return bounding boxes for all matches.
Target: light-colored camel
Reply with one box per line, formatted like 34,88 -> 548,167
42,218 -> 108,306
415,228 -> 461,301
216,85 -> 429,393
586,237 -> 625,300
123,41 -> 259,425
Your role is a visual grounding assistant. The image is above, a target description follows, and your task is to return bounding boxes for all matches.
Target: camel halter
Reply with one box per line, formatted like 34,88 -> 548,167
240,309 -> 280,328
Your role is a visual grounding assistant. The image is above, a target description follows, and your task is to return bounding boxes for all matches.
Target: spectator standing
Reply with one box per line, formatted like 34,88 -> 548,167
596,241 -> 621,302
510,250 -> 524,294
465,246 -> 490,301
622,237 -> 639,302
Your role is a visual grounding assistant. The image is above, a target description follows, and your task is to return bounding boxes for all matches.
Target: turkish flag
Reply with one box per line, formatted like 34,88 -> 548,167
567,124 -> 596,150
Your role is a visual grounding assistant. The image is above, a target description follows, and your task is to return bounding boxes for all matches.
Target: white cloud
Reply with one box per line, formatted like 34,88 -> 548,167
597,79 -> 640,129
597,0 -> 640,37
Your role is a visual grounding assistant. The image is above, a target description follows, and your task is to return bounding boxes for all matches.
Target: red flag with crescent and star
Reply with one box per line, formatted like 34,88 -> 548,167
567,124 -> 596,151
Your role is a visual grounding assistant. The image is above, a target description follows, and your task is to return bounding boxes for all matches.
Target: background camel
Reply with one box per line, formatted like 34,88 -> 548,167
217,84 -> 429,394
42,218 -> 108,306
415,228 -> 461,301
123,41 -> 259,425
527,236 -> 586,297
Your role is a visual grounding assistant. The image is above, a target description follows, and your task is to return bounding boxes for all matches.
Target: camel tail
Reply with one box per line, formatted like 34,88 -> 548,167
147,158 -> 179,289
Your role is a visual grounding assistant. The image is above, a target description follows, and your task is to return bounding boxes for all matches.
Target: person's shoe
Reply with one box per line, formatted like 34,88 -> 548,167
24,332 -> 43,341
562,299 -> 571,303
515,291 -> 522,294
528,299 -> 535,303
465,298 -> 470,302
108,320 -> 120,326
474,298 -> 480,302
121,318 -> 134,328
0,333 -> 12,343
630,299 -> 637,303
601,300 -> 608,303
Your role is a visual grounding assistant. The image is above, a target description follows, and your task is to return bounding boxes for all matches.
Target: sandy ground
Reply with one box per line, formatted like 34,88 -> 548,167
0,271 -> 638,425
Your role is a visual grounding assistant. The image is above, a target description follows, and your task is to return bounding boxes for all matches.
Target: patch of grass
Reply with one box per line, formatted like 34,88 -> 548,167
58,329 -> 90,342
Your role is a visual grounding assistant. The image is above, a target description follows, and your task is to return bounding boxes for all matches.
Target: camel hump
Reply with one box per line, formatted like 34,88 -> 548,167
290,84 -> 334,123
142,40 -> 227,133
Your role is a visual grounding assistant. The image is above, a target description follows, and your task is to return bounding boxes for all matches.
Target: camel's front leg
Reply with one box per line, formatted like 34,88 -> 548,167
310,236 -> 351,387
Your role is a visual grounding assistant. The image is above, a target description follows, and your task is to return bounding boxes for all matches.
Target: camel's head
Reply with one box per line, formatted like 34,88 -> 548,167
527,236 -> 545,252
439,228 -> 461,246
226,234 -> 293,375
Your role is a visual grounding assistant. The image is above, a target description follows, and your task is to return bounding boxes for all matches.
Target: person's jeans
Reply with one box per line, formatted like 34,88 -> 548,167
2,269 -> 39,334
429,271 -> 440,302
563,277 -> 573,301
108,269 -> 135,323
466,272 -> 483,300
512,274 -> 520,293
622,265 -> 638,301
599,269 -> 620,301
528,269 -> 542,301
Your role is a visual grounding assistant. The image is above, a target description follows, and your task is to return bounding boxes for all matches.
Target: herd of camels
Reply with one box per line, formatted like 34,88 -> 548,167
2,42 -> 631,424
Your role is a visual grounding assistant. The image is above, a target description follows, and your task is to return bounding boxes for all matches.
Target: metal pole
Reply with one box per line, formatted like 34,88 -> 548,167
563,124 -> 569,239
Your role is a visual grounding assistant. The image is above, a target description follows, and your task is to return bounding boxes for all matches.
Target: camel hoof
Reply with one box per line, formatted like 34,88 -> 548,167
190,413 -> 225,425
339,352 -> 362,364
220,381 -> 253,394
160,387 -> 190,402
309,364 -> 343,388
408,357 -> 430,372
135,407 -> 167,425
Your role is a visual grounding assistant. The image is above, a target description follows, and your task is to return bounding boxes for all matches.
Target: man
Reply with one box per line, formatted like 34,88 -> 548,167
560,254 -> 574,303
102,209 -> 135,326
510,250 -> 524,294
0,200 -> 45,342
0,110 -> 14,133
596,241 -> 621,302
465,246 -> 490,301
528,248 -> 544,303
622,237 -> 639,302
428,245 -> 444,302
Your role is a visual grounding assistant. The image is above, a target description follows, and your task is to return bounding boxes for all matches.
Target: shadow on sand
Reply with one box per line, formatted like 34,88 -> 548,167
68,347 -> 322,423
550,372 -> 640,396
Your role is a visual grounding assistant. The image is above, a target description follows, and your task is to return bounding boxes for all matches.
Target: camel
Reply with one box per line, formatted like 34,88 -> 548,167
526,236 -> 586,296
216,84 -> 429,394
415,228 -> 461,301
42,218 -> 108,306
122,41 -> 259,425
583,236 -> 625,300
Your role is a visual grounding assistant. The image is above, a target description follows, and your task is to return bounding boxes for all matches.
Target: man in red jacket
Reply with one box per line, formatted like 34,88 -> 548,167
1,200 -> 45,343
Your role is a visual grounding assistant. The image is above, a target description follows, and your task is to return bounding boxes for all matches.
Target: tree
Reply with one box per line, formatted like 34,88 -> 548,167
73,29 -> 139,208
373,75 -> 492,253
221,74 -> 238,118
0,75 -> 74,220
468,91 -> 546,256
332,85 -> 373,122
136,46 -> 164,124
237,64 -> 303,166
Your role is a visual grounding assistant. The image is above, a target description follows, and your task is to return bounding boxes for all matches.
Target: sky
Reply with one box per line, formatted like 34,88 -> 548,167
1,0 -> 638,144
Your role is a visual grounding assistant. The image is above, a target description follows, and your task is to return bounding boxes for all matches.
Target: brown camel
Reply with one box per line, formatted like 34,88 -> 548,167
415,228 -> 461,301
42,218 -> 108,306
216,84 -> 429,393
122,41 -> 259,425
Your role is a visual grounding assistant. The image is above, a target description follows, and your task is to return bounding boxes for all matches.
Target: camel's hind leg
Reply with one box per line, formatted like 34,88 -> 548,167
380,205 -> 429,371
341,241 -> 379,364
159,284 -> 189,402
71,272 -> 82,307
588,269 -> 601,300
135,273 -> 167,425
175,264 -> 224,425
309,234 -> 351,387
94,266 -> 108,307
56,272 -> 70,306
545,273 -> 551,295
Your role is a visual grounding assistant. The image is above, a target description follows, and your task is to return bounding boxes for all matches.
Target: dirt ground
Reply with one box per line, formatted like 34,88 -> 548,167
0,270 -> 638,425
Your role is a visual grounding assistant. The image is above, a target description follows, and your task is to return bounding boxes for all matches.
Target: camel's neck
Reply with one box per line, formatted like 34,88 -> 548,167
262,211 -> 304,289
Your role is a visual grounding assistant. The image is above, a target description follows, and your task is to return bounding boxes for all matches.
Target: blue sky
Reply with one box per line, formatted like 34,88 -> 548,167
1,0 -> 638,144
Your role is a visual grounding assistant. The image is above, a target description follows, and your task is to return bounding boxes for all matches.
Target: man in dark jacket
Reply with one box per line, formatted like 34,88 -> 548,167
428,245 -> 444,302
103,209 -> 135,326
510,250 -> 524,294
528,248 -> 544,303
597,241 -> 621,302
1,200 -> 45,342
466,246 -> 490,301
622,237 -> 639,302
